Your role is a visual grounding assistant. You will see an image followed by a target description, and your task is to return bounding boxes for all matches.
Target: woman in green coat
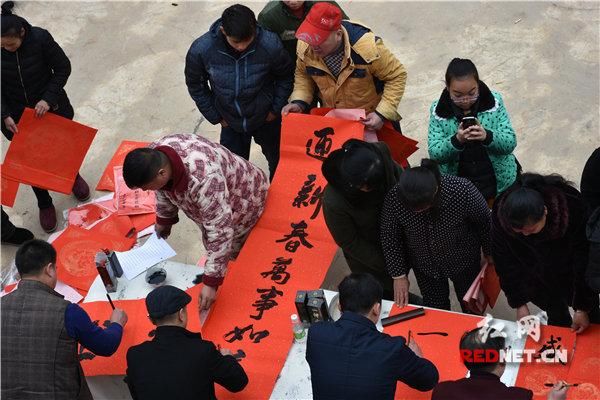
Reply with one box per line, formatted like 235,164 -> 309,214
428,58 -> 518,203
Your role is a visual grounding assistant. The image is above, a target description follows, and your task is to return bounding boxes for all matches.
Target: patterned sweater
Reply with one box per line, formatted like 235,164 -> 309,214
150,134 -> 269,287
381,175 -> 491,279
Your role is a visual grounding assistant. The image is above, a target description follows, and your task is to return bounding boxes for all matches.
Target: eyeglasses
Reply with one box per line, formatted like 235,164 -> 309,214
451,91 -> 479,104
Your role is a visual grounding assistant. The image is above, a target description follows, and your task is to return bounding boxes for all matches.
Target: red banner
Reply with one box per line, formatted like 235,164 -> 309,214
199,113 -> 363,398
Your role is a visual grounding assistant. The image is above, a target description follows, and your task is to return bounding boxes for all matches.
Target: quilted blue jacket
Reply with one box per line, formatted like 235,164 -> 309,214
185,19 -> 293,133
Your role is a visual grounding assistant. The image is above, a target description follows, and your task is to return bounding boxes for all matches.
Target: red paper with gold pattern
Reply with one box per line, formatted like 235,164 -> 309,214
2,108 -> 97,194
53,216 -> 135,292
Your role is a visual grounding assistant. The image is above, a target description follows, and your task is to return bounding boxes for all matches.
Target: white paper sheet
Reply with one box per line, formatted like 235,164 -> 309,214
115,233 -> 177,280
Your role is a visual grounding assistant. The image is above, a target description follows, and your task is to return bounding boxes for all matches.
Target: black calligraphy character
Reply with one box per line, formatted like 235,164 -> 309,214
249,329 -> 270,343
293,175 -> 324,219
276,221 -> 314,252
260,257 -> 292,284
536,335 -> 566,365
224,325 -> 270,344
250,286 -> 284,320
306,127 -> 334,161
224,325 -> 254,343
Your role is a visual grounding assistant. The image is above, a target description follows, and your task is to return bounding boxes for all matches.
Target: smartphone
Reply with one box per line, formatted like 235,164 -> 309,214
462,116 -> 478,129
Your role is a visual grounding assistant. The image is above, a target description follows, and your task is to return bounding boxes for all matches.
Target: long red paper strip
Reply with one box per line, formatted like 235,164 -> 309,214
565,324 -> 600,400
3,108 -> 97,194
513,324 -> 575,399
199,113 -> 364,399
79,284 -> 203,376
96,140 -> 149,192
383,305 -> 483,399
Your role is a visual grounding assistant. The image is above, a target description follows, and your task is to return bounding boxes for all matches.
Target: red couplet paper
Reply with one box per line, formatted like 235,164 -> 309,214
80,283 -> 203,376
383,305 -> 483,399
2,108 -> 97,194
198,113 -> 364,399
514,325 -> 576,399
1,164 -> 19,207
96,140 -> 150,192
53,216 -> 135,292
566,324 -> 600,400
309,107 -> 419,166
376,121 -> 419,167
129,213 -> 156,232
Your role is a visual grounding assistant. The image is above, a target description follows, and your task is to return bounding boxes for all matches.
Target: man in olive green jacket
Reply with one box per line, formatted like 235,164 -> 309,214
257,1 -> 348,64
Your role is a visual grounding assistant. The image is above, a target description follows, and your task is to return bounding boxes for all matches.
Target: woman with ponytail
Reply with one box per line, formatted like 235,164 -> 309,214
428,58 -> 518,204
380,159 -> 491,312
491,173 -> 599,332
1,1 -> 90,233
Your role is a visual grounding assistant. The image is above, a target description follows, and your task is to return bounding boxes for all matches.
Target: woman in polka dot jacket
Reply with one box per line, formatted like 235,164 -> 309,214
380,159 -> 491,312
428,58 -> 518,203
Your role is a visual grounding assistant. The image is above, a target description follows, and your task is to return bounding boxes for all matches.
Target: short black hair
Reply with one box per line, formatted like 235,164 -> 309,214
460,327 -> 505,373
221,4 -> 256,40
338,273 -> 383,315
15,239 -> 56,277
122,148 -> 164,189
499,173 -> 572,229
397,159 -> 441,211
445,58 -> 479,86
322,139 -> 386,195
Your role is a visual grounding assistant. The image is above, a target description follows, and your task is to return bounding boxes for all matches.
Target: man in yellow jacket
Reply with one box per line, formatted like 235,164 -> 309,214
281,3 -> 407,132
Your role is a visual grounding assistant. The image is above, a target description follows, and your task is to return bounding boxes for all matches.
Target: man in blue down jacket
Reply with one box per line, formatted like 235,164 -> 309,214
185,4 -> 293,180
306,273 -> 439,400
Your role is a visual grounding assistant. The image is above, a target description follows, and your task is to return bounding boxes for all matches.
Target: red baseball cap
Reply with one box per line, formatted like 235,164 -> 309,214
295,2 -> 342,46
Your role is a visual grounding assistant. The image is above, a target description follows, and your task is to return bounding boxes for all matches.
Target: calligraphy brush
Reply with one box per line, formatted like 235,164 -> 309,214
543,383 -> 579,388
106,293 -> 116,310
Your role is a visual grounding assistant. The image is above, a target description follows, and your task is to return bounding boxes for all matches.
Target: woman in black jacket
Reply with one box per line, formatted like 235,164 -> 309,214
1,2 -> 89,233
381,159 -> 491,311
491,173 -> 600,332
322,139 -> 420,304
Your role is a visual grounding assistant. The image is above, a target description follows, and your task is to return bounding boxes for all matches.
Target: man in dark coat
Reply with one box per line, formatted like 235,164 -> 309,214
322,139 -> 419,302
306,273 -> 438,400
432,327 -> 568,400
184,4 -> 293,180
126,285 -> 248,400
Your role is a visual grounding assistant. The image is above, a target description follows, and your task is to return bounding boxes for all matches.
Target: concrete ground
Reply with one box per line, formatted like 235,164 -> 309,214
2,1 -> 599,324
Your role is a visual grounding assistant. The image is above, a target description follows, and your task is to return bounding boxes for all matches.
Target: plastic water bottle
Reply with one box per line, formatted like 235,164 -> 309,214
291,314 -> 306,343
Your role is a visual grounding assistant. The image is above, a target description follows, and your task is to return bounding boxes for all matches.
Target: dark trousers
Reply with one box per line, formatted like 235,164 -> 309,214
2,100 -> 75,209
532,298 -> 600,327
413,262 -> 481,313
220,117 -> 281,180
1,208 -> 16,239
